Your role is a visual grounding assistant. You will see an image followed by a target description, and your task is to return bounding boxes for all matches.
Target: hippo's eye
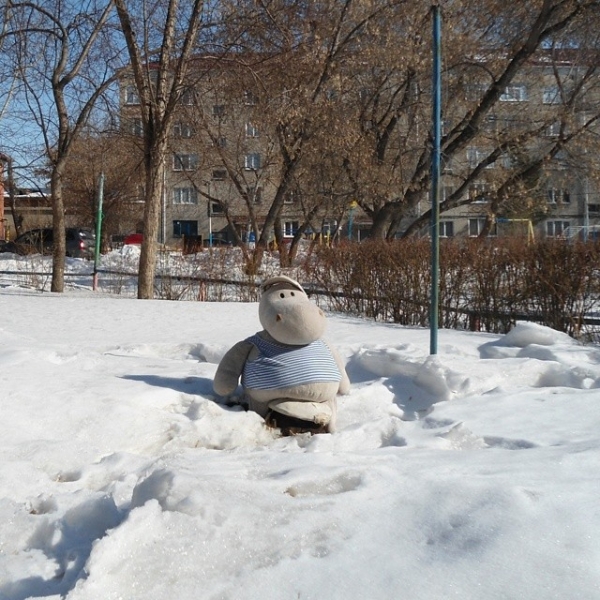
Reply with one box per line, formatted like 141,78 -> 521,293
291,291 -> 295,296
280,292 -> 285,298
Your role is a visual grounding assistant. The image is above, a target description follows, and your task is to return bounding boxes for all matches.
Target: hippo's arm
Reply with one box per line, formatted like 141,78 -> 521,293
213,340 -> 253,396
325,341 -> 350,395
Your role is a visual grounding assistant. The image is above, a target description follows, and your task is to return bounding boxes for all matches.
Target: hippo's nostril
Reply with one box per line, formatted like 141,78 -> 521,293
276,314 -> 282,322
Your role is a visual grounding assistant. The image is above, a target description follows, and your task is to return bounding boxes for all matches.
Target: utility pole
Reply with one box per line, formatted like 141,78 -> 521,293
93,173 -> 104,291
430,4 -> 442,355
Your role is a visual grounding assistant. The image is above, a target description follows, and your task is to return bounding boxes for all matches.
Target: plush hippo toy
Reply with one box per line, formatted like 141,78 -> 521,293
213,275 -> 350,434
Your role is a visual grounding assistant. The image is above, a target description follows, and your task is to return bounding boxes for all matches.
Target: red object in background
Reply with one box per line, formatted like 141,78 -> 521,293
124,233 -> 143,245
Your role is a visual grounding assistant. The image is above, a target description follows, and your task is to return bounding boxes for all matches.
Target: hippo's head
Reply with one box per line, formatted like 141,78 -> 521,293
259,276 -> 326,346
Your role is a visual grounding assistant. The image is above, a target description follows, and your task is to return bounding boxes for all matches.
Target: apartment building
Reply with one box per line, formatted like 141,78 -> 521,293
435,53 -> 600,241
121,60 -> 315,249
120,50 -> 600,247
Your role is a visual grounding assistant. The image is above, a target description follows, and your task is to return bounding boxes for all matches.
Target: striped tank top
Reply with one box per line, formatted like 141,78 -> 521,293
242,334 -> 342,390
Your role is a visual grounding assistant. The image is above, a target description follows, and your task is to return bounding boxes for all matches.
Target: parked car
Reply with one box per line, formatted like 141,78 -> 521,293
123,232 -> 143,245
0,228 -> 96,259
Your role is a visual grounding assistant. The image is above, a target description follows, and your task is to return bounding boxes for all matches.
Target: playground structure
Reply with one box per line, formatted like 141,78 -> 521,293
496,218 -> 535,243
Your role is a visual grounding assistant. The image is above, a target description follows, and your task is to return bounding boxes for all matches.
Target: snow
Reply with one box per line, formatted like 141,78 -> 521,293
1,252 -> 600,599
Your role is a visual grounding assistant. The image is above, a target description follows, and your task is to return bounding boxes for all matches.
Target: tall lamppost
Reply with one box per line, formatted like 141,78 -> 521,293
205,181 -> 212,247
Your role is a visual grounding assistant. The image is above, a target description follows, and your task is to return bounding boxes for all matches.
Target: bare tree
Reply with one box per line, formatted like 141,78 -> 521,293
4,0 -> 118,291
331,0 -> 600,238
189,0 -> 406,272
62,132 -> 144,249
114,0 -> 205,299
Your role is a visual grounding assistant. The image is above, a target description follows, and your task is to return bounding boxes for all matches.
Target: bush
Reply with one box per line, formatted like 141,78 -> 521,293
302,238 -> 600,338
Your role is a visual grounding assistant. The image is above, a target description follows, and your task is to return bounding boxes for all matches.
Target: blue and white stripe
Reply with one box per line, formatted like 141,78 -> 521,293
242,334 -> 342,390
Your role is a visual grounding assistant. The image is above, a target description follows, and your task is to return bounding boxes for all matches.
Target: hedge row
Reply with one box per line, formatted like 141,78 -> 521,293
301,238 -> 600,337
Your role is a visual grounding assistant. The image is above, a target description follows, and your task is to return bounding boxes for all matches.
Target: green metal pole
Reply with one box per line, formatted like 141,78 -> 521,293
430,5 -> 442,355
93,172 -> 104,291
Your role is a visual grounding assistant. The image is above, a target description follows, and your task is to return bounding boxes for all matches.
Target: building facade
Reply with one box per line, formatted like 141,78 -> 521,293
119,51 -> 600,247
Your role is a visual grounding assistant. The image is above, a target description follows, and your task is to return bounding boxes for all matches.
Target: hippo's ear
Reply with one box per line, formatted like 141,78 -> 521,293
261,275 -> 305,295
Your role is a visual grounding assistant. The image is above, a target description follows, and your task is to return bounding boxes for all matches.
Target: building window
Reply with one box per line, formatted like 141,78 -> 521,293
545,122 -> 561,137
547,188 -> 570,204
465,83 -> 488,101
243,90 -> 257,105
216,136 -> 227,148
179,88 -> 195,105
441,186 -> 454,201
542,86 -> 561,105
245,122 -> 259,137
173,187 -> 198,205
125,85 -> 139,105
500,85 -> 527,102
469,218 -> 496,237
173,220 -> 198,238
440,221 -> 454,238
173,122 -> 194,138
467,148 -> 492,169
501,153 -> 517,169
500,117 -> 520,133
244,153 -> 261,170
173,154 -> 199,171
213,104 -> 225,117
247,185 -> 262,203
284,190 -> 299,204
131,118 -> 143,136
212,169 -> 227,181
210,202 -> 224,215
469,183 -> 492,202
588,204 -> 600,214
284,221 -> 299,237
546,220 -> 570,237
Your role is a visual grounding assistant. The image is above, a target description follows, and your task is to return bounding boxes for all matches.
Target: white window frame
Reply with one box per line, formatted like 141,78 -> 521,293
245,122 -> 259,138
500,85 -> 527,102
244,153 -> 261,170
284,221 -> 299,238
547,188 -> 570,204
173,122 -> 194,138
173,154 -> 199,171
440,220 -> 454,238
542,86 -> 561,105
467,148 -> 493,169
545,122 -> 561,137
125,85 -> 139,105
469,183 -> 492,202
546,220 -> 570,237
172,187 -> 198,205
469,218 -> 496,237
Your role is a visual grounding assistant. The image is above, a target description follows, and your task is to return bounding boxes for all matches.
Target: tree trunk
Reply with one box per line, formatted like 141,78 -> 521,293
50,165 -> 66,293
137,151 -> 166,299
369,203 -> 397,239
